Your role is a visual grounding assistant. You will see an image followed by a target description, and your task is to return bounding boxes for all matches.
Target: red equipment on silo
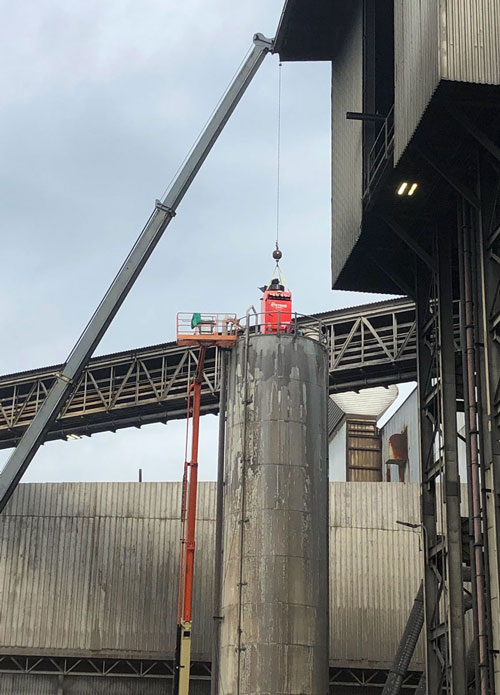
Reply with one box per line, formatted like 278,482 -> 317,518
260,278 -> 292,334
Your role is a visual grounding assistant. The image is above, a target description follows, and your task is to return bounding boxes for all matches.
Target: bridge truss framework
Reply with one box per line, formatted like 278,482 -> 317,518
0,298 -> 418,449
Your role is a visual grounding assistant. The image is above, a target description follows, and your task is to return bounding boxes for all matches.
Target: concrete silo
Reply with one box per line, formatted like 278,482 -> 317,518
218,331 -> 329,695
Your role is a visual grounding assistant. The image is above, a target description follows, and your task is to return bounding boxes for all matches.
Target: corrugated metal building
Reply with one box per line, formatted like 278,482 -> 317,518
275,3 -> 500,692
275,0 -> 500,295
395,0 -> 500,162
0,482 -> 424,692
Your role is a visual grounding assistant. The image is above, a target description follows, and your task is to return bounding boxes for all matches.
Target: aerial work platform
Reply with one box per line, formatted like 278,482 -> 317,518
176,312 -> 239,347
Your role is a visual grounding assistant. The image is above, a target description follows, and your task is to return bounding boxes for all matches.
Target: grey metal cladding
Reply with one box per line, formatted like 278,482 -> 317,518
0,482 -> 216,662
0,481 -> 424,669
394,0 -> 500,163
331,1 -> 363,287
394,0 -> 440,163
0,673 -> 211,695
329,482 -> 423,669
441,0 -> 500,84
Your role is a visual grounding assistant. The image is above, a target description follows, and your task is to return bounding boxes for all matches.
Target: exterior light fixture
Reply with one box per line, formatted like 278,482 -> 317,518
66,433 -> 81,441
396,182 -> 418,196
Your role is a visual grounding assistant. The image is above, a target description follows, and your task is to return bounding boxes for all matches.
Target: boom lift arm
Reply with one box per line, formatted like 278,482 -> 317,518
0,33 -> 273,513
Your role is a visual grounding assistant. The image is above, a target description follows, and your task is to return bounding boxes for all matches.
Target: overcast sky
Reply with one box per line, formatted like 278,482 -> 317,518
0,0 -> 411,483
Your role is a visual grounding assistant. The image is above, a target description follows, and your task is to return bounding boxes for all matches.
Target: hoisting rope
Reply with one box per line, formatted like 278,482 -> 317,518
265,61 -> 287,293
275,61 -> 282,251
265,263 -> 289,292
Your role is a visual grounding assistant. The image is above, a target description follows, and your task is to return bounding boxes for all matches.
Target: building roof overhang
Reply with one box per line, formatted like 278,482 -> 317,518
274,0 -> 336,61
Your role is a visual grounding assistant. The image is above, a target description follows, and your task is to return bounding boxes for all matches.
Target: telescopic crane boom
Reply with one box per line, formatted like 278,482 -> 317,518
0,33 -> 273,512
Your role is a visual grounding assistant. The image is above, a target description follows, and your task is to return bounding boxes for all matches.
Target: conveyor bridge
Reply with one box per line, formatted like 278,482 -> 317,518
0,298 -> 419,449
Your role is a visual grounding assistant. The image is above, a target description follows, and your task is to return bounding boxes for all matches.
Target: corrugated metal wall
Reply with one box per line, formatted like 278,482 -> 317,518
0,482 -> 424,670
1,674 -> 57,695
0,482 -> 216,661
331,1 -> 364,286
394,0 -> 500,162
330,483 -> 423,669
442,0 -> 500,84
394,0 -> 440,162
0,673 -> 210,694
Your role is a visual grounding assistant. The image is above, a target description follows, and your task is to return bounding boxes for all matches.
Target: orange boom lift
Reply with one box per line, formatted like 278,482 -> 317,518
174,314 -> 238,695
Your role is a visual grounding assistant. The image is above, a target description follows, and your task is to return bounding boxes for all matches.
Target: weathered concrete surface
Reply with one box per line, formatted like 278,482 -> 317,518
219,333 -> 329,695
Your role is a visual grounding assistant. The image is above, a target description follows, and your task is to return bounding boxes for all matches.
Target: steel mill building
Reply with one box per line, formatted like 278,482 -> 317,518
1,2 -> 500,695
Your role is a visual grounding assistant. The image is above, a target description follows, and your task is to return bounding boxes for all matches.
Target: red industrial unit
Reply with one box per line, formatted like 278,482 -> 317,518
260,278 -> 292,334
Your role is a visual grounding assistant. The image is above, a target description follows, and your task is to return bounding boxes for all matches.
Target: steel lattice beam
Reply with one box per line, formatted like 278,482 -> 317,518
0,654 -> 422,690
0,299 -> 422,449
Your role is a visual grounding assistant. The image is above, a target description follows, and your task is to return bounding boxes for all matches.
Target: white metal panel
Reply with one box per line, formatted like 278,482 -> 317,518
381,388 -> 419,482
329,421 -> 347,481
332,385 -> 399,418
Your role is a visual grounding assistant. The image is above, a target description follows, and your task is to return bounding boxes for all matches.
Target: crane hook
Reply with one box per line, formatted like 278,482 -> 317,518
272,243 -> 282,264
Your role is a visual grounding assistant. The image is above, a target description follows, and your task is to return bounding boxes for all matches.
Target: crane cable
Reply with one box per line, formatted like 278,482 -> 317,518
266,61 -> 287,291
275,61 -> 282,253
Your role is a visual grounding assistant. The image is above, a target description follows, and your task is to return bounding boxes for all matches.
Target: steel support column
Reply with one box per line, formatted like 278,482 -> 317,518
416,254 -> 443,695
415,230 -> 467,695
438,230 -> 467,695
476,156 -> 500,694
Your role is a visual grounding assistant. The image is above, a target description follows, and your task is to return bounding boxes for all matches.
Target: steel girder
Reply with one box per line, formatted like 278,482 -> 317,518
0,654 -> 422,690
0,300 -> 419,449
